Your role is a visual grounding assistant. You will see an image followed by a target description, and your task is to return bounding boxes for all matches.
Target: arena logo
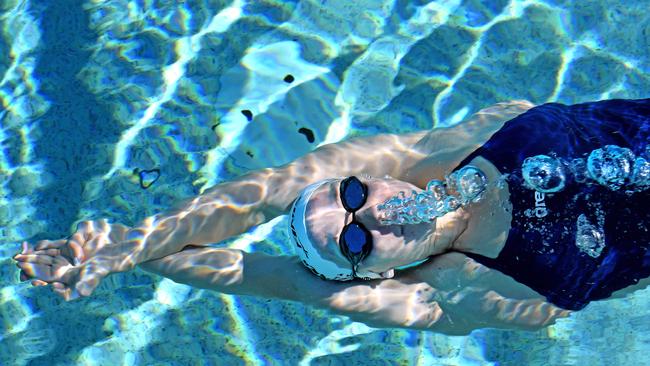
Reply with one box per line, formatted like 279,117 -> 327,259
534,191 -> 548,218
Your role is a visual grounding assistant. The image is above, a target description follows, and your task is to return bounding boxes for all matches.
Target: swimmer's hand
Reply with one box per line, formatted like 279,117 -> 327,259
13,220 -> 131,301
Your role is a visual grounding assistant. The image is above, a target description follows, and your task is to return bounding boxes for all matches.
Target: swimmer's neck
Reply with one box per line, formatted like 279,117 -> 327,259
427,209 -> 472,256
446,156 -> 512,258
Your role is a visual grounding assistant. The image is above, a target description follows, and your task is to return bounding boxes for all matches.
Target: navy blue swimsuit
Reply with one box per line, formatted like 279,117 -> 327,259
455,99 -> 650,310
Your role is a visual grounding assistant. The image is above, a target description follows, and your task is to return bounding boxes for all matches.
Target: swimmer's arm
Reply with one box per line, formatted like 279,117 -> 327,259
138,247 -> 451,331
403,252 -> 571,334
405,100 -> 535,186
317,251 -> 571,334
139,247 -> 569,334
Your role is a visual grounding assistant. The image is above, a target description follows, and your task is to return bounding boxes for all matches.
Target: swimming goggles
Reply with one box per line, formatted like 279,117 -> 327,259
339,176 -> 373,277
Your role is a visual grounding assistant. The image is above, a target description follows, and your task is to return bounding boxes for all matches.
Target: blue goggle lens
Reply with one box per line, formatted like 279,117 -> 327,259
341,177 -> 367,211
342,223 -> 369,254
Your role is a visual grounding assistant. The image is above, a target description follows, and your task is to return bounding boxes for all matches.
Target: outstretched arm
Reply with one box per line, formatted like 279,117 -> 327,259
404,251 -> 570,334
138,247 -> 449,331
139,247 -> 569,334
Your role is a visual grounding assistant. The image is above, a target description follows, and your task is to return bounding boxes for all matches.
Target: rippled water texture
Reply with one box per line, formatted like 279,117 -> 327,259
1,0 -> 650,365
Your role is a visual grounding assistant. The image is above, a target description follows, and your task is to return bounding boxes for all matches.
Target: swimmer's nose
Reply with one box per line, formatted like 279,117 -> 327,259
357,205 -> 406,237
356,204 -> 383,230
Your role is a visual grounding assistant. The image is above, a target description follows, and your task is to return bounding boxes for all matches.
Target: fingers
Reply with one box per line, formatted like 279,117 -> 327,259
19,267 -> 57,289
22,241 -> 33,254
67,241 -> 85,264
21,238 -> 76,260
76,220 -> 94,236
53,235 -> 85,264
16,262 -> 54,282
67,232 -> 85,246
19,275 -> 79,301
13,254 -> 56,265
97,219 -> 111,234
27,249 -> 62,257
19,267 -> 81,301
51,282 -> 68,299
34,239 -> 68,251
30,234 -> 85,264
20,270 -> 49,285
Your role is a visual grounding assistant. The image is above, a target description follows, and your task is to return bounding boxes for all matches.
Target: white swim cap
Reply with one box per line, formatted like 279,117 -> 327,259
287,179 -> 356,281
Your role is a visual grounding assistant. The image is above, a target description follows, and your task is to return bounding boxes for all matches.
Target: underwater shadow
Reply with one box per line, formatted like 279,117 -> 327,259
30,1 -> 122,240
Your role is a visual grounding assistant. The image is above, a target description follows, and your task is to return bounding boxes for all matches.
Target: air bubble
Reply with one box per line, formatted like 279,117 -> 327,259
575,214 -> 605,258
522,155 -> 566,193
570,158 -> 588,183
443,196 -> 460,211
455,165 -> 488,202
587,145 -> 634,190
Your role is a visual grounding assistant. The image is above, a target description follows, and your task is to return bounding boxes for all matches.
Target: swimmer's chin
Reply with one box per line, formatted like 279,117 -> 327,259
356,269 -> 395,280
372,269 -> 395,279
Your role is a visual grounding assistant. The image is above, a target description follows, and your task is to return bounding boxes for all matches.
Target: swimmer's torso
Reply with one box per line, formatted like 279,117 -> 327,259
452,99 -> 650,310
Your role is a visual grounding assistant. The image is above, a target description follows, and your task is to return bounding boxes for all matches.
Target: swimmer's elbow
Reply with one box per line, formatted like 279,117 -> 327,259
323,284 -> 460,333
497,298 -> 572,330
422,296 -> 572,334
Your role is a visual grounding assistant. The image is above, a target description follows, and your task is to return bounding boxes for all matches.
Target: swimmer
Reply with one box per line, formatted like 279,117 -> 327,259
14,99 -> 650,335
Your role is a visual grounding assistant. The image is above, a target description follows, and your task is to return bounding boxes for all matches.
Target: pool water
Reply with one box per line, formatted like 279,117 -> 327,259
1,0 -> 650,365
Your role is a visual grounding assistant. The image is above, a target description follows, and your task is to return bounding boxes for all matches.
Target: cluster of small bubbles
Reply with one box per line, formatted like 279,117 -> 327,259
496,173 -> 509,189
569,158 -> 588,183
587,145 -> 634,190
575,214 -> 605,258
521,144 -> 650,194
377,165 -> 488,225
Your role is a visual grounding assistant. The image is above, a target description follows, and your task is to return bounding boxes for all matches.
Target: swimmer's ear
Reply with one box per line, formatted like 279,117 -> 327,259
380,269 -> 395,279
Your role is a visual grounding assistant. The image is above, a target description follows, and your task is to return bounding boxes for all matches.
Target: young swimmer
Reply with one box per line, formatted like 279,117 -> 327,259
13,99 -> 650,334
291,98 -> 650,311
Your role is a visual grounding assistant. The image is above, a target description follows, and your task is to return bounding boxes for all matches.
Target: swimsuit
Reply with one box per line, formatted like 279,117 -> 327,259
455,99 -> 650,310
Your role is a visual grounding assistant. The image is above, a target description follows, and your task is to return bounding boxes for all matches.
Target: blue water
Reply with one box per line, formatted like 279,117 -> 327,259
1,0 -> 650,365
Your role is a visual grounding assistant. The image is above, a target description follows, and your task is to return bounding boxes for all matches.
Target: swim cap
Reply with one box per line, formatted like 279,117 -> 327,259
288,179 -> 355,281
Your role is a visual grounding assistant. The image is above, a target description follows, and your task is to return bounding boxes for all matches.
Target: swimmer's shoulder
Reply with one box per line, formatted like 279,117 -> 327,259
414,100 -> 535,153
403,101 -> 535,186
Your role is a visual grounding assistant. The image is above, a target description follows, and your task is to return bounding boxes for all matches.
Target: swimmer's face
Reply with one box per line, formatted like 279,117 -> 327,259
304,176 -> 436,279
